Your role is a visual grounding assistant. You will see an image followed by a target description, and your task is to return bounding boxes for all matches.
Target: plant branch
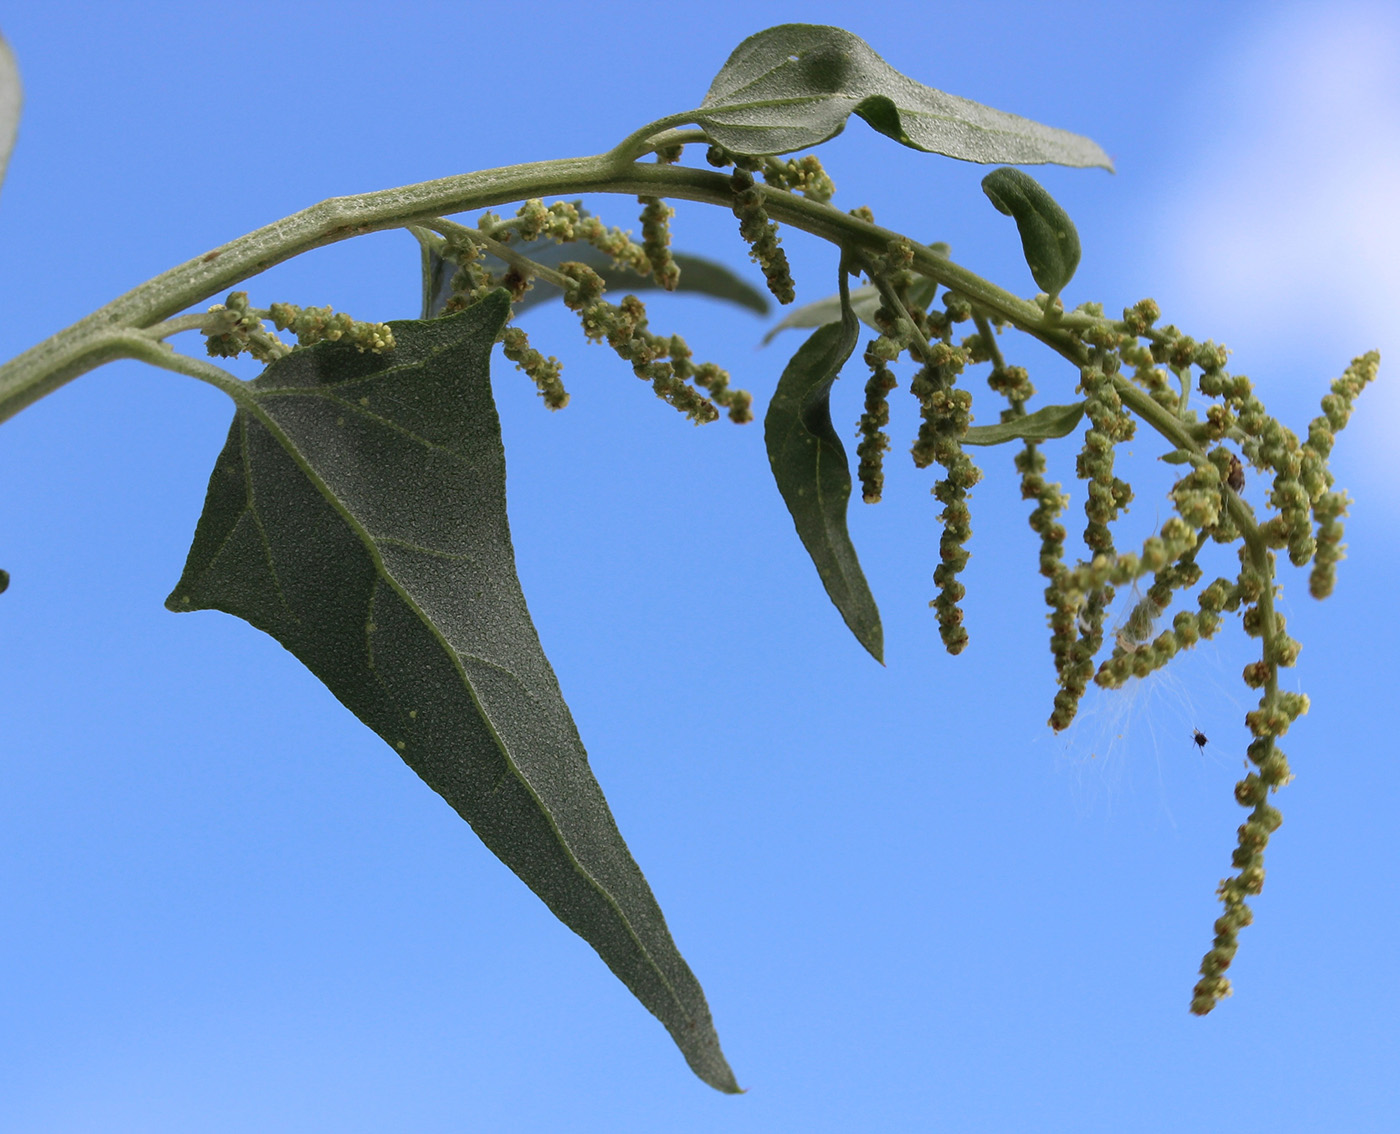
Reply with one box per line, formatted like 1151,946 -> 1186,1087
0,154 -> 1136,425
127,314 -> 210,343
971,310 -> 1008,373
607,111 -> 707,161
120,335 -> 247,400
418,217 -> 577,292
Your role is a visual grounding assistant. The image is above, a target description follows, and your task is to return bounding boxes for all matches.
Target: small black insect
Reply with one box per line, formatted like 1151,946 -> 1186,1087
1191,728 -> 1209,751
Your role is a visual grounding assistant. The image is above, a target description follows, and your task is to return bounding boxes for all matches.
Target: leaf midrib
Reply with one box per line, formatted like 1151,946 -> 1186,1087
228,359 -> 697,1028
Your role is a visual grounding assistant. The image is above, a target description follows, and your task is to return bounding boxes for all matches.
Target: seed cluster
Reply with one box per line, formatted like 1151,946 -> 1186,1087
856,351 -> 896,503
557,262 -> 750,424
406,151 -> 1376,1018
203,291 -> 394,363
500,326 -> 567,410
843,239 -> 1376,1009
432,199 -> 751,422
729,168 -> 796,305
858,254 -> 986,653
638,196 -> 680,292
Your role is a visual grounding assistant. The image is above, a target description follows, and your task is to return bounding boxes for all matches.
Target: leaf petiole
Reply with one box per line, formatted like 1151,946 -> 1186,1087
418,216 -> 577,292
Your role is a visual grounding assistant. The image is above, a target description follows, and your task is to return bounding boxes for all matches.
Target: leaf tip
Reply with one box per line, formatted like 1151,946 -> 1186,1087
860,624 -> 885,665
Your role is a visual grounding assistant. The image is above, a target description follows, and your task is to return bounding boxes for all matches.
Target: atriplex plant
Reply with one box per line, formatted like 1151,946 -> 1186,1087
0,24 -> 1377,1093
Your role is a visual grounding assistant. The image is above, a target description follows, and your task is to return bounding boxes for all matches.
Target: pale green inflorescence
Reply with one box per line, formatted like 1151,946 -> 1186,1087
18,61 -> 1375,1035
4,22 -> 1384,1092
191,137 -> 1375,1020
202,291 -> 395,363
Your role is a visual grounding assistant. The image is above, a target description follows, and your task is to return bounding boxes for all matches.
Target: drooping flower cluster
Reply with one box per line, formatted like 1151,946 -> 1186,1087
427,197 -> 752,423
203,291 -> 394,362
404,149 -> 1377,1018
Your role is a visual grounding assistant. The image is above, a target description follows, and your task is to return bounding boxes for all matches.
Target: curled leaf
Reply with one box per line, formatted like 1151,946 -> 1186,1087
698,24 -> 1113,169
962,401 -> 1085,446
764,269 -> 883,661
167,294 -> 739,1093
981,167 -> 1081,300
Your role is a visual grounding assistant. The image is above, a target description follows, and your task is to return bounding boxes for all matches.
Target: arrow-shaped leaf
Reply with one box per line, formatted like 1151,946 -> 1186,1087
962,401 -> 1085,446
697,24 -> 1113,169
166,292 -> 739,1093
764,270 -> 883,662
0,34 -> 21,200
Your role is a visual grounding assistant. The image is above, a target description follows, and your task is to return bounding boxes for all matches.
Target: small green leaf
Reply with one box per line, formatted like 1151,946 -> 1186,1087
761,277 -> 938,344
962,401 -> 1085,446
764,270 -> 883,662
0,34 -> 21,200
167,293 -> 739,1094
981,167 -> 1081,300
415,212 -> 769,320
1160,448 -> 1194,465
698,24 -> 1113,169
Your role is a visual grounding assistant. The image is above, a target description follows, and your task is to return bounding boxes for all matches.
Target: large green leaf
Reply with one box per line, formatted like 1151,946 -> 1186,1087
418,217 -> 770,320
764,271 -> 883,662
166,293 -> 739,1094
981,166 -> 1082,300
962,401 -> 1085,446
697,24 -> 1113,169
0,33 -> 21,200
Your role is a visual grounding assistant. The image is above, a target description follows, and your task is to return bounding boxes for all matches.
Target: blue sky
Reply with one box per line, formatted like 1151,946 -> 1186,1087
1,2 -> 1397,1130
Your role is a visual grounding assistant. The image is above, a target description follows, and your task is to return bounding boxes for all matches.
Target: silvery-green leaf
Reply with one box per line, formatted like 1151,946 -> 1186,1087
697,24 -> 1113,169
167,293 -> 739,1093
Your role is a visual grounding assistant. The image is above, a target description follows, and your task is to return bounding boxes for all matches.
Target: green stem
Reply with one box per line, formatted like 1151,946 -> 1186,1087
634,129 -> 713,157
420,217 -> 577,292
971,310 -> 1007,374
1112,375 -> 1262,546
860,255 -> 938,366
0,153 -> 1094,425
143,313 -> 215,341
607,111 -> 706,162
121,335 -> 246,400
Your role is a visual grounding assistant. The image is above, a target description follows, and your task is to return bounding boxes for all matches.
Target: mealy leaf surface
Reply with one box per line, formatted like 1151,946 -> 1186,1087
167,293 -> 739,1092
698,24 -> 1113,168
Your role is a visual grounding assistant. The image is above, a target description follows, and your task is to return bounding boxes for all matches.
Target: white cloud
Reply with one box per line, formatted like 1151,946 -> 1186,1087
1151,2 -> 1400,480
